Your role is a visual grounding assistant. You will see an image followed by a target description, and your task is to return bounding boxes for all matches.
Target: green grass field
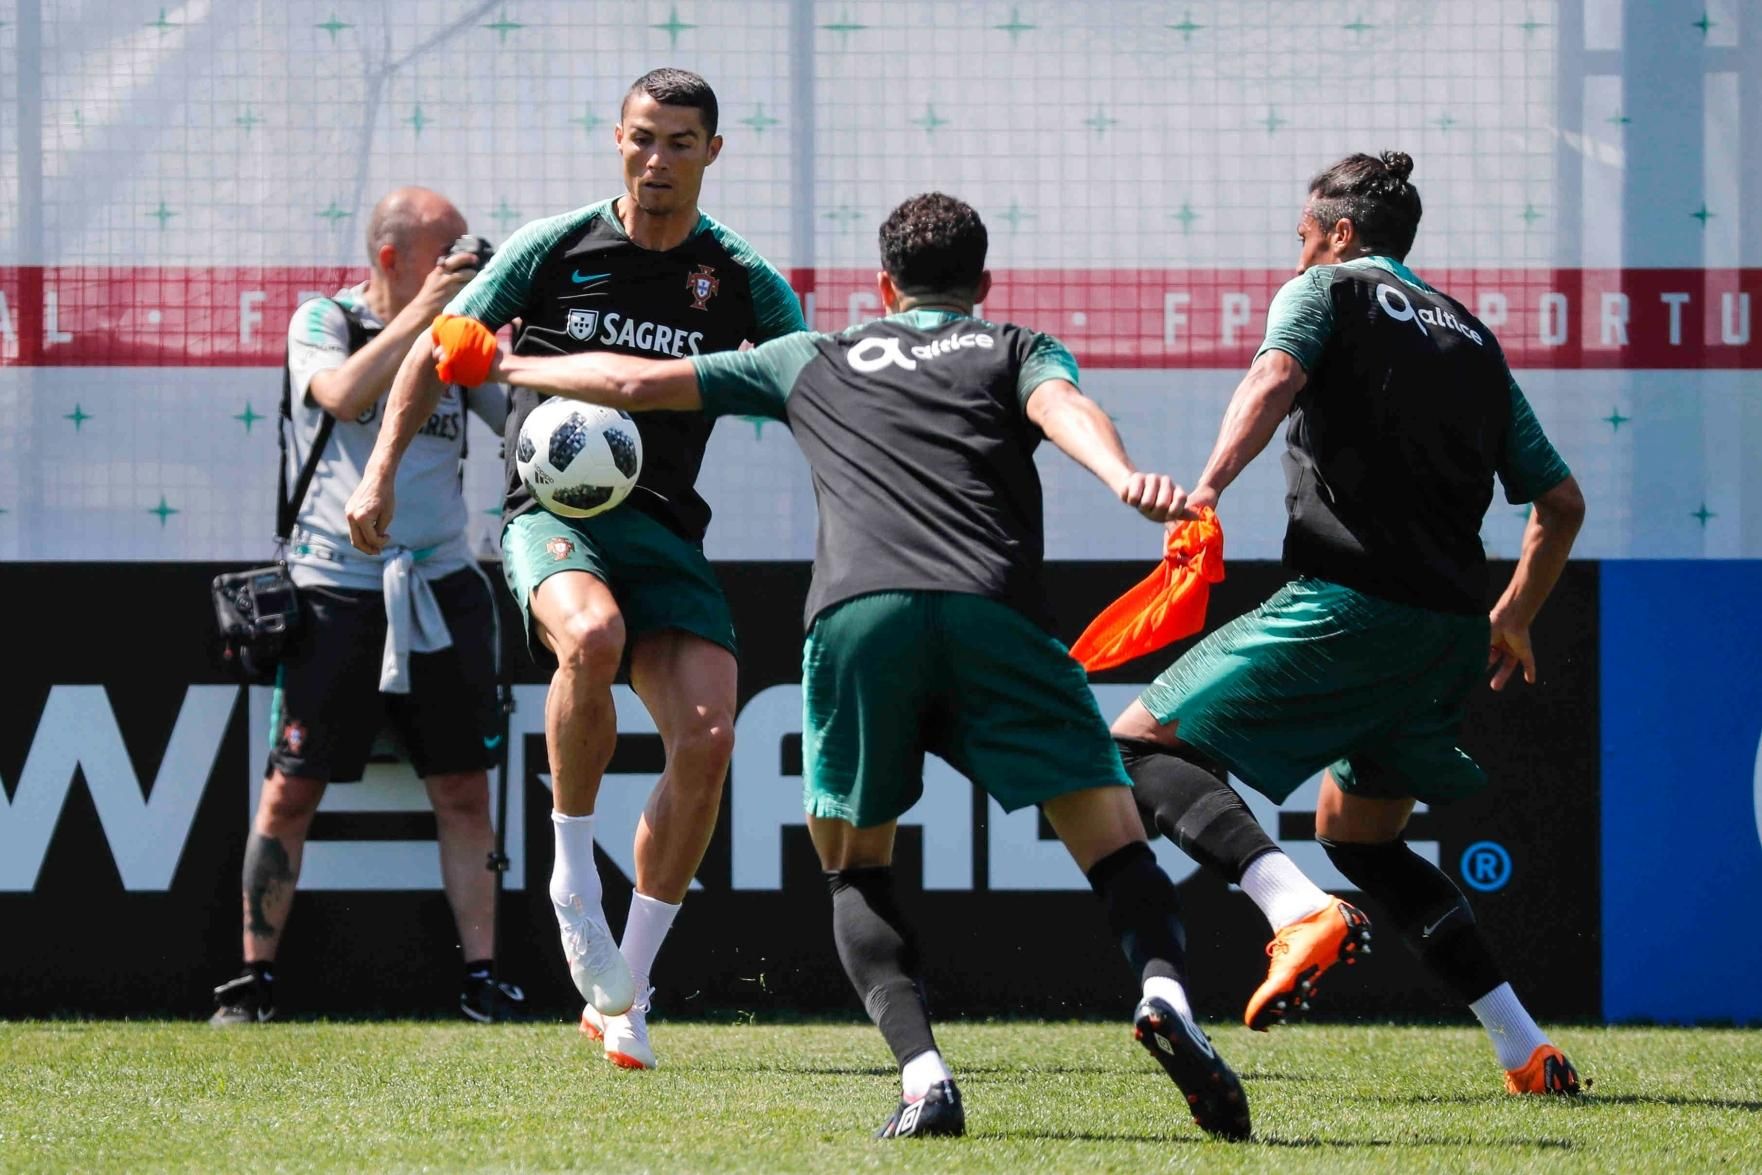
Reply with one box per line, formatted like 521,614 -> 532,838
2,1020 -> 1757,1172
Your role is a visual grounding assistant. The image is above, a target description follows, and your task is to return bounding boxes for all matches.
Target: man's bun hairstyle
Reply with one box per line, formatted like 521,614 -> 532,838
1307,150 -> 1423,260
1380,150 -> 1414,182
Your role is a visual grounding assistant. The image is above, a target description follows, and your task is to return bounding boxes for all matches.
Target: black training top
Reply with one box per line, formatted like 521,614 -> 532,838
446,197 -> 805,542
1258,255 -> 1571,615
691,309 -> 1081,630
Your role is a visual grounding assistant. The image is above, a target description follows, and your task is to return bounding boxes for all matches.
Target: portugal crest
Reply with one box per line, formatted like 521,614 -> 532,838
686,264 -> 720,311
566,308 -> 599,340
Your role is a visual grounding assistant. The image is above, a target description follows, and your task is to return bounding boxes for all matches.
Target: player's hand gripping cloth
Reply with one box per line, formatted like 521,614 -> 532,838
1070,508 -> 1224,673
431,314 -> 498,388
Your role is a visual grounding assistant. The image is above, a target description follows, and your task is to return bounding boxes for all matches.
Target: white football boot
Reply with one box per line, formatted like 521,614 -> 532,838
555,893 -> 634,1015
580,986 -> 656,1070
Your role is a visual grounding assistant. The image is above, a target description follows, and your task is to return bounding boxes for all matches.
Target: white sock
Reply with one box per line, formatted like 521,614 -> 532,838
901,1049 -> 952,1099
620,891 -> 682,997
1469,982 -> 1550,1070
1239,852 -> 1333,932
549,811 -> 601,914
1142,974 -> 1196,1024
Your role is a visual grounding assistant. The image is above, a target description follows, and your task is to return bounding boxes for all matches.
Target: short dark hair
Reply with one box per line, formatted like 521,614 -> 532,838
878,193 -> 989,299
622,68 -> 718,136
1306,151 -> 1423,260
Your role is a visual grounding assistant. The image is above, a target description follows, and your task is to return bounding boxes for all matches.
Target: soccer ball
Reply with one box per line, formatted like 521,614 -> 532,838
516,397 -> 643,519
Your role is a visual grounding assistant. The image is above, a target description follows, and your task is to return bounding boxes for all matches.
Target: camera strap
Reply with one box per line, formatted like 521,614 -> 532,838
276,298 -> 381,545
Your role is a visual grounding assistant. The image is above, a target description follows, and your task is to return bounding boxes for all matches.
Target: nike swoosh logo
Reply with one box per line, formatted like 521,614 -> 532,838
483,734 -> 504,749
571,271 -> 610,285
1422,910 -> 1455,938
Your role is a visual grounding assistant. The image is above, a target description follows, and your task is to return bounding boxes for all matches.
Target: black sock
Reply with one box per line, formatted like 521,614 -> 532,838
463,958 -> 494,984
247,960 -> 274,985
1320,837 -> 1505,1003
826,867 -> 938,1068
1085,841 -> 1188,984
1114,737 -> 1276,884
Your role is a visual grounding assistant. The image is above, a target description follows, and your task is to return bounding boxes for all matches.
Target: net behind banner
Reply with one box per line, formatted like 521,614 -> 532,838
0,1 -> 1755,561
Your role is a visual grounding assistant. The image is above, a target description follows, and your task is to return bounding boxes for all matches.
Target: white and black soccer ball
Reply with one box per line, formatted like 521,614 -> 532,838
515,398 -> 643,519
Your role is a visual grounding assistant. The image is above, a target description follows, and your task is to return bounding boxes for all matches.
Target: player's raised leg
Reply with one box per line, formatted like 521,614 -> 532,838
1315,772 -> 1581,1094
527,561 -> 633,1016
931,592 -> 1248,1139
1112,703 -> 1372,1030
1041,784 -> 1252,1141
581,629 -> 736,1069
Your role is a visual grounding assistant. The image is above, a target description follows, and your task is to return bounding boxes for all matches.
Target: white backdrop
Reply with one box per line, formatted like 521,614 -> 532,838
0,0 -> 1757,562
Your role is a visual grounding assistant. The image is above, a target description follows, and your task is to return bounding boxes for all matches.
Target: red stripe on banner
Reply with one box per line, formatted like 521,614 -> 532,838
0,266 -> 1756,369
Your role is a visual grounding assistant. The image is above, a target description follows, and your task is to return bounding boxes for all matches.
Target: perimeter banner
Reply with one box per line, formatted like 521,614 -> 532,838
0,560 -> 1599,1021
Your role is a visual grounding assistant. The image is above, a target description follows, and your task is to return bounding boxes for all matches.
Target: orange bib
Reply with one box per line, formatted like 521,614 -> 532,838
1070,508 -> 1225,673
430,313 -> 498,388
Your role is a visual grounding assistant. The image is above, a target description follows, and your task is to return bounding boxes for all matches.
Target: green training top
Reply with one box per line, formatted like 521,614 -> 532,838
446,197 -> 805,542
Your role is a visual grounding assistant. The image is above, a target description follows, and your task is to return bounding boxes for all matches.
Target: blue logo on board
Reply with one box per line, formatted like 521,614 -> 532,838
1459,841 -> 1512,892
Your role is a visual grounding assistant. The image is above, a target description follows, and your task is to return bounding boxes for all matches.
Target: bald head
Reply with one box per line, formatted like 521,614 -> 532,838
366,187 -> 466,271
361,187 -> 471,317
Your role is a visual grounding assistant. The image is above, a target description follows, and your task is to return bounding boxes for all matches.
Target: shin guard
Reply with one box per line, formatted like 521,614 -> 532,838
1086,841 -> 1189,983
1115,737 -> 1278,884
827,867 -> 937,1067
1319,836 -> 1505,1003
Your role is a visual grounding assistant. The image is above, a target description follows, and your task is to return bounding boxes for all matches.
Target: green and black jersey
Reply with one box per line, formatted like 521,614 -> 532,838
1258,255 -> 1571,615
689,309 -> 1079,630
446,197 -> 805,542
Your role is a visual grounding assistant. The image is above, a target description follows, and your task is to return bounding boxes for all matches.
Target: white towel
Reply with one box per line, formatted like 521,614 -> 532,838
379,548 -> 454,693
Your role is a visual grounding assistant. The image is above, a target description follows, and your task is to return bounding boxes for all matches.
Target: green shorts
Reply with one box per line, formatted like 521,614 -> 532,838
501,507 -> 737,658
1137,577 -> 1490,805
802,590 -> 1130,828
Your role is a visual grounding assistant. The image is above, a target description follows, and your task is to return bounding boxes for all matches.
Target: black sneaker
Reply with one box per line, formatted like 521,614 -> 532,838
210,970 -> 274,1026
460,976 -> 527,1023
876,1080 -> 965,1139
1134,996 -> 1251,1140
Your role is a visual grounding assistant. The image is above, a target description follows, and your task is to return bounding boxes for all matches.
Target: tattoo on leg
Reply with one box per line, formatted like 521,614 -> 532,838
243,833 -> 296,940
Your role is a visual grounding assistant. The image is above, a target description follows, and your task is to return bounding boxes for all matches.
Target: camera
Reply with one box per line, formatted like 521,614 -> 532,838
211,564 -> 304,684
443,234 -> 495,268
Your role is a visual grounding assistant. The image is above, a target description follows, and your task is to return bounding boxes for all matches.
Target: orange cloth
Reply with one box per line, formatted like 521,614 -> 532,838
431,313 -> 498,388
1070,508 -> 1225,673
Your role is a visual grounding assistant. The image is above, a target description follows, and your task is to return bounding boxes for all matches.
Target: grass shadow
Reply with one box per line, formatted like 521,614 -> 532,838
701,1063 -> 1333,1083
1361,1091 -> 1762,1112
776,1062 -> 1135,1077
770,1065 -> 900,1078
989,1130 -> 1573,1150
1256,1135 -> 1573,1151
985,1128 -> 1202,1144
1575,1093 -> 1762,1112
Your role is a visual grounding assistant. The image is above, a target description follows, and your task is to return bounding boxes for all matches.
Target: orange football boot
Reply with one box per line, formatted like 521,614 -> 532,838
1504,1044 -> 1584,1095
1244,899 -> 1373,1030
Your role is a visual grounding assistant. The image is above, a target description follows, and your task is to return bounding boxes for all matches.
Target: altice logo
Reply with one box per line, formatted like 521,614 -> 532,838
1376,283 -> 1484,346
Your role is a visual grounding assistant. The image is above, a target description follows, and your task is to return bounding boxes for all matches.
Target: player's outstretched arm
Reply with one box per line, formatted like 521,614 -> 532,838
1187,349 -> 1307,513
1026,378 -> 1185,522
490,349 -> 703,413
345,335 -> 450,554
1488,474 -> 1586,690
